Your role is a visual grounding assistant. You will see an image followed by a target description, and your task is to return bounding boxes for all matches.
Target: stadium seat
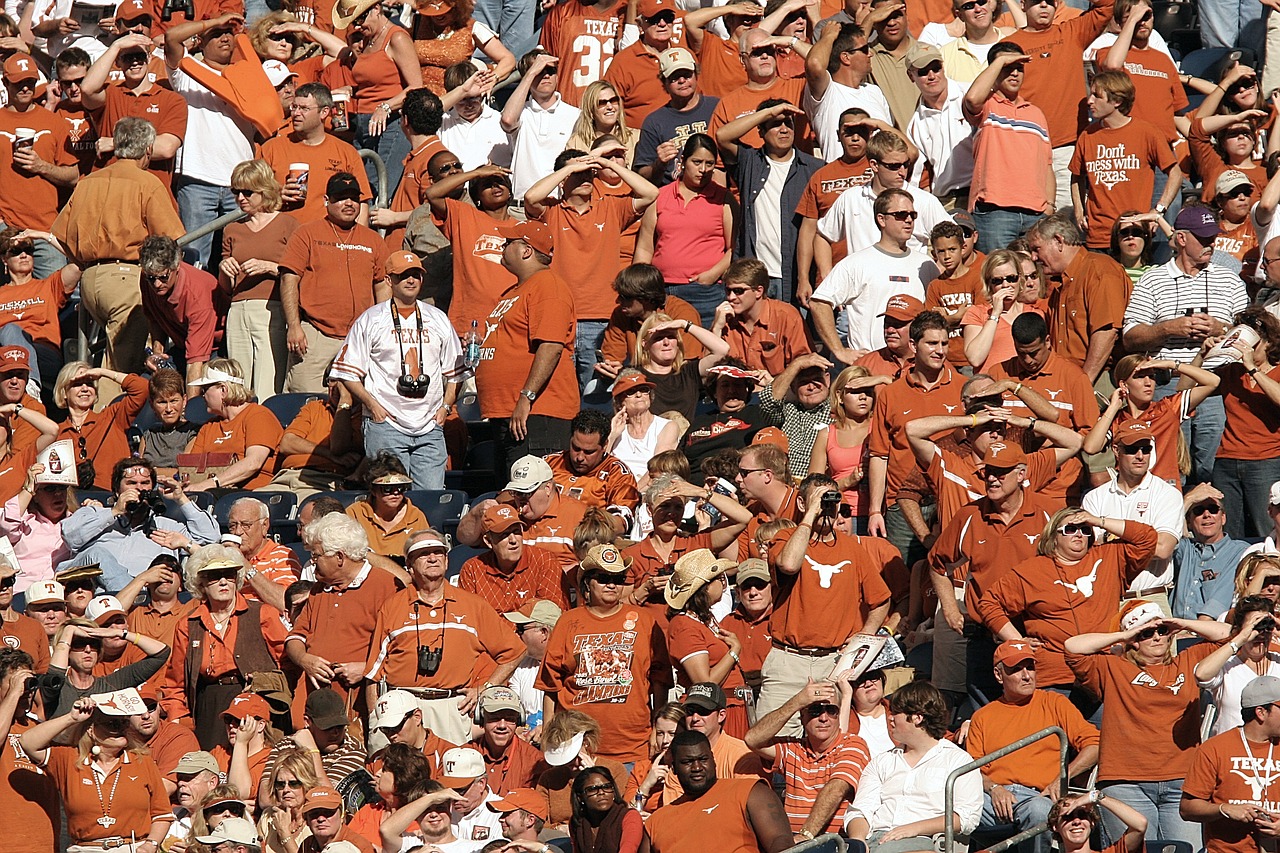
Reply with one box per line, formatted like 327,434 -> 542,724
1151,2 -> 1197,57
447,542 -> 486,581
213,490 -> 298,531
185,396 -> 211,426
262,392 -> 325,428
1147,841 -> 1193,853
407,489 -> 469,533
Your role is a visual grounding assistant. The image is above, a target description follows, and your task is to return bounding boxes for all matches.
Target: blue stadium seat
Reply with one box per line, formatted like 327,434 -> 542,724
185,396 -> 211,426
407,489 -> 469,533
213,491 -> 298,530
262,392 -> 325,428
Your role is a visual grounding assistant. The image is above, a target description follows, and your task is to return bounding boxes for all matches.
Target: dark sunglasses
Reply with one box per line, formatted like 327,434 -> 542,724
1117,227 -> 1146,239
1057,522 -> 1091,536
231,187 -> 257,197
71,638 -> 102,651
5,244 -> 33,257
582,783 -> 615,795
958,0 -> 982,8
1118,440 -> 1153,455
848,43 -> 871,54
119,51 -> 149,65
199,567 -> 240,582
876,160 -> 910,171
986,273 -> 1022,286
839,124 -> 869,137
1061,809 -> 1094,824
1190,502 -> 1222,516
764,117 -> 794,130
374,484 -> 408,495
0,575 -> 14,590
803,702 -> 840,717
205,802 -> 247,817
95,715 -> 129,732
267,30 -> 300,44
749,46 -> 778,57
884,210 -> 918,221
1134,624 -> 1173,641
738,579 -> 769,592
274,779 -> 305,790
1220,186 -> 1254,200
645,10 -> 675,22
1264,576 -> 1280,587
63,579 -> 98,593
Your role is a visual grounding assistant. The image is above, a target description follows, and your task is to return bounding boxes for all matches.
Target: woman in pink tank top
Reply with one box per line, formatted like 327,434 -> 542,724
809,366 -> 892,534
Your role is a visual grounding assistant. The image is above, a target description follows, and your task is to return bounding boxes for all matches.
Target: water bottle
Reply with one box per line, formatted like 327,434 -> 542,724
465,320 -> 481,368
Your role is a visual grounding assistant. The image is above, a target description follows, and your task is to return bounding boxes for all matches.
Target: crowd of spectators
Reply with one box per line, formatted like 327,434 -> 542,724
2,0 -> 1280,851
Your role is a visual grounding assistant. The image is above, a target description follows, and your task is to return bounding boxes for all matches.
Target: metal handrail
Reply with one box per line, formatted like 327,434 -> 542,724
944,726 -> 1068,853
359,148 -> 389,235
175,208 -> 249,248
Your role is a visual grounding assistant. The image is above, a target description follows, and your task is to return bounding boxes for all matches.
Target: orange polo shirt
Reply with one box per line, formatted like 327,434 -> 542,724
542,192 -> 639,321
697,31 -> 746,99
44,747 -> 169,845
720,605 -> 772,674
868,368 -> 964,506
545,450 -> 641,512
624,531 -> 713,626
459,545 -> 570,612
604,41 -> 675,126
965,689 -> 1099,790
522,491 -> 591,570
1043,248 -> 1131,370
347,499 -> 429,561
276,398 -> 360,473
287,563 -> 401,666
364,585 -> 522,689
127,600 -> 195,648
767,529 -> 892,649
211,744 -> 271,800
146,721 -> 200,776
57,372 -> 150,491
476,733 -> 545,796
737,487 -> 801,562
925,444 -> 1059,530
720,298 -> 812,376
928,492 -> 1057,604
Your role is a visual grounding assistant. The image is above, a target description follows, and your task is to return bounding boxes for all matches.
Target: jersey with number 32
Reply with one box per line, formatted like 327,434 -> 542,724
540,0 -> 623,106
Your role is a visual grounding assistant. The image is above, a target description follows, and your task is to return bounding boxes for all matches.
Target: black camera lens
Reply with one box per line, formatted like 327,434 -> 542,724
1258,616 -> 1277,633
417,646 -> 442,676
397,374 -> 431,399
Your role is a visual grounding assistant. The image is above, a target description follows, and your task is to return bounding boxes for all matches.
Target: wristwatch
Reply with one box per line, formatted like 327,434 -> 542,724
1155,202 -> 1168,215
245,567 -> 259,581
520,389 -> 537,403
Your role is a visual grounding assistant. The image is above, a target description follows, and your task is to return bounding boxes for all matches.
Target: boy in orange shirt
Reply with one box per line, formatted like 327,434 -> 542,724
925,221 -> 986,369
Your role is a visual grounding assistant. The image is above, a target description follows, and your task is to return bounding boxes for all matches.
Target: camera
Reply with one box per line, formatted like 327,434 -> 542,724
397,373 -> 431,399
820,490 -> 841,514
126,489 -> 167,518
161,0 -> 195,21
417,646 -> 442,677
678,499 -> 700,535
1258,616 -> 1277,633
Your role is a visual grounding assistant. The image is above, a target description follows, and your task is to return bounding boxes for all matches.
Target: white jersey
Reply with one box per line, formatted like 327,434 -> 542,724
331,299 -> 467,435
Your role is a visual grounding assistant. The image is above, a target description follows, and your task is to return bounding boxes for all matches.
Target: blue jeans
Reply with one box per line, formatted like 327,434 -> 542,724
666,282 -> 723,328
473,0 -> 535,65
174,176 -> 237,270
978,783 -> 1053,853
1199,0 -> 1266,54
576,319 -> 608,397
972,206 -> 1044,254
1214,455 -> 1280,540
0,324 -> 60,394
1099,780 -> 1199,848
362,417 -> 449,490
1149,168 -> 1180,265
353,111 -> 410,203
1152,376 -> 1224,487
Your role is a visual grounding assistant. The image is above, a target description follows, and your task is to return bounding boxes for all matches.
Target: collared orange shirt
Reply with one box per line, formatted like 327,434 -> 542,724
458,545 -> 569,613
545,450 -> 641,512
44,747 -> 169,844
868,368 -> 964,506
347,499 -> 429,561
146,721 -> 200,776
522,491 -> 591,569
288,562 -> 401,665
51,158 -> 185,263
1,613 -> 49,673
928,491 -> 1058,602
476,733 -> 544,796
1044,248 -> 1131,369
364,585 -> 523,689
738,487 -> 801,562
721,298 -> 812,376
127,600 -> 195,649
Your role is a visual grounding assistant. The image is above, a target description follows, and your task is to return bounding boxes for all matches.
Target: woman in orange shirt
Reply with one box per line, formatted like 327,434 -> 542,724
409,0 -> 514,95
55,364 -> 149,491
184,358 -> 285,494
346,453 -> 428,566
961,249 -> 1046,372
350,743 -> 432,848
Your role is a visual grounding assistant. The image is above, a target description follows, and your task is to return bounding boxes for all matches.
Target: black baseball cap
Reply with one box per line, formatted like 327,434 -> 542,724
326,172 -> 363,202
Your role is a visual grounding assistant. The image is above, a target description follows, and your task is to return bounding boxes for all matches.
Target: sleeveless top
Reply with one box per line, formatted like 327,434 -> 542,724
651,179 -> 729,285
413,21 -> 478,95
351,26 -> 405,114
646,778 -> 759,853
824,424 -> 868,515
613,414 -> 670,478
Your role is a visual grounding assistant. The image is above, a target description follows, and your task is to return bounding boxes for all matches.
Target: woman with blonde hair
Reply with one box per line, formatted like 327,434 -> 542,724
809,366 -> 891,533
53,360 -> 149,491
183,359 -> 285,493
961,249 -> 1045,371
219,160 -> 299,400
1224,552 -> 1280,618
569,82 -> 638,159
257,748 -> 321,853
536,710 -> 630,828
188,784 -> 253,850
634,312 -> 729,422
608,370 -> 681,480
162,544 -> 287,748
249,12 -> 347,84
1064,602 -> 1232,845
409,0 -> 514,94
44,616 -> 170,718
625,702 -> 685,813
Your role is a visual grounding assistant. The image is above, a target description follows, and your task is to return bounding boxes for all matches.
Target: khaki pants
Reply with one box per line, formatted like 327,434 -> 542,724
80,262 -> 145,404
284,320 -> 343,394
260,467 -> 350,500
227,298 -> 288,400
756,646 -> 841,738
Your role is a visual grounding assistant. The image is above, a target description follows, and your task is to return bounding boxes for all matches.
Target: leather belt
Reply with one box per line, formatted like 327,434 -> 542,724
201,673 -> 244,686
73,838 -> 131,849
401,687 -> 465,700
1122,585 -> 1172,600
82,258 -> 134,269
772,639 -> 840,657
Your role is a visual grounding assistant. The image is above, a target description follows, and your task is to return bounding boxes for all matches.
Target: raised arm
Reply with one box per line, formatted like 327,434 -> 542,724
716,102 -> 804,162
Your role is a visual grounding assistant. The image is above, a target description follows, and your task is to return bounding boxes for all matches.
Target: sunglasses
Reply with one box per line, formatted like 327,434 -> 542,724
307,807 -> 339,819
274,779 -> 306,790
231,187 -> 258,197
958,0 -> 982,8
199,567 -> 240,582
839,124 -> 869,137
70,638 -> 101,651
375,484 -> 409,495
749,46 -> 778,57
5,244 -> 33,257
95,716 -> 129,732
64,579 -> 98,593
1061,809 -> 1094,824
1264,576 -> 1280,587
267,31 -> 299,44
876,160 -> 910,171
725,286 -> 755,296
1117,227 -> 1146,239
884,209 -> 918,221
986,273 -> 1022,286
590,573 -> 628,586
1191,502 -> 1222,516
842,386 -> 875,396
1221,186 -> 1254,200
582,783 -> 615,795
1057,523 -> 1091,536
205,802 -> 247,817
1134,624 -> 1173,641
803,703 -> 840,717
0,575 -> 14,590
764,117 -> 794,130
1117,441 -> 1153,455
739,579 -> 769,592
848,44 -> 871,54
645,11 -> 676,22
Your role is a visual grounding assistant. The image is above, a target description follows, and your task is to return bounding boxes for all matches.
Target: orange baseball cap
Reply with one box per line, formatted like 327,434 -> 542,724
879,294 -> 925,323
223,692 -> 271,721
994,639 -> 1035,666
1114,422 -> 1155,447
0,345 -> 31,371
611,373 -> 655,399
3,55 -> 38,83
980,441 -> 1026,468
301,787 -> 343,814
483,503 -> 525,534
496,220 -> 554,256
385,250 -> 424,275
487,788 -> 549,821
752,426 -> 789,452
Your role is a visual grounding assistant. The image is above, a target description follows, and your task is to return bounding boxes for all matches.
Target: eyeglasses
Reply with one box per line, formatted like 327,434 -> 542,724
64,579 -> 98,594
803,703 -> 840,717
142,699 -> 159,713
71,639 -> 103,651
274,779 -> 306,790
645,11 -> 676,23
597,95 -> 621,106
205,802 -> 247,817
848,44 -> 871,54
986,273 -> 1022,286
1117,440 -> 1153,455
267,30 -> 300,43
916,61 -> 944,76
764,117 -> 794,131
582,783 -> 615,795
5,244 -> 33,257
589,573 -> 628,587
227,520 -> 262,531
737,466 -> 765,477
1191,502 -> 1222,516
884,209 -> 918,221
1134,624 -> 1173,641
876,160 -> 910,171
1057,523 -> 1091,536
231,187 -> 258,197
143,270 -> 174,283
1029,0 -> 1056,6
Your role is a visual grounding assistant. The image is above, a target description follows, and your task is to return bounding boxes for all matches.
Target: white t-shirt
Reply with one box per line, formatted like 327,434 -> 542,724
168,59 -> 255,186
856,711 -> 895,757
452,792 -> 504,849
811,243 -> 938,351
508,654 -> 546,723
509,94 -> 582,199
753,152 -> 795,277
803,77 -> 893,162
1199,652 -> 1280,736
440,105 -> 514,172
908,82 -> 974,197
1081,470 -> 1183,589
817,182 -> 954,255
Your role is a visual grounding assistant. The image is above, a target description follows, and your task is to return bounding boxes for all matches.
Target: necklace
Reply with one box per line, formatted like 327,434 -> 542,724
1238,727 -> 1277,804
91,757 -> 122,828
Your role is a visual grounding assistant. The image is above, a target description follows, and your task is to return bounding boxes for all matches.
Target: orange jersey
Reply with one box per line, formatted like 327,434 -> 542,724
435,199 -> 517,336
246,539 -> 302,598
545,450 -> 640,512
458,545 -> 571,612
540,0 -> 625,106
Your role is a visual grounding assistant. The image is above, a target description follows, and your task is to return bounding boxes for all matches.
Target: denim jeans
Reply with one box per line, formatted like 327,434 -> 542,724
666,281 -> 724,328
884,500 -> 935,568
972,206 -> 1044,254
362,417 -> 449,490
575,318 -> 609,397
353,111 -> 410,203
174,176 -> 237,270
1214,455 -> 1280,540
1199,0 -> 1266,54
1149,168 -> 1180,265
978,783 -> 1054,853
1099,780 -> 1199,848
472,0 -> 535,65
0,323 -> 60,395
1152,375 -> 1224,487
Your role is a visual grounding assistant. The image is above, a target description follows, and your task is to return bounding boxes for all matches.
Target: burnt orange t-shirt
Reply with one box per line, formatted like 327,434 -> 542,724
436,199 -> 517,336
541,192 -> 639,320
55,103 -> 97,176
0,105 -> 77,229
1217,363 -> 1280,460
965,689 -> 1099,789
796,157 -> 872,266
767,528 -> 892,649
537,604 -> 671,763
1095,45 -> 1187,144
98,84 -> 188,190
0,614 -> 49,673
188,403 -> 284,489
1016,5 -> 1115,147
599,294 -> 703,364
1110,390 -> 1189,486
211,744 -> 271,800
0,273 -> 68,349
279,218 -> 386,338
2,719 -> 59,853
260,132 -> 373,224
458,545 -> 570,612
709,77 -> 810,152
1070,118 -> 1176,249
60,372 -> 149,491
1185,729 -> 1280,853
473,269 -> 578,420
391,135 -> 446,214
276,398 -> 359,473
925,267 -> 986,367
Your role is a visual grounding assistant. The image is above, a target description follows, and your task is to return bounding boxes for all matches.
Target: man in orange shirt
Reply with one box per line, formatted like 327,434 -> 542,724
459,503 -> 570,611
544,409 -> 641,532
709,27 -> 809,151
735,442 -> 802,562
371,87 -> 446,241
280,172 -> 389,394
228,497 -> 301,612
0,560 -> 49,673
0,648 -> 59,853
605,0 -> 682,125
261,83 -> 372,225
472,220 -> 578,466
966,640 -> 1099,853
711,258 -> 811,378
470,685 -> 544,796
128,683 -> 200,795
52,48 -> 99,177
680,2 -> 760,98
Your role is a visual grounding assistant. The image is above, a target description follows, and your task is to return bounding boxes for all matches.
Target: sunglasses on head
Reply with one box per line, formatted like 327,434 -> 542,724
1134,623 -> 1173,641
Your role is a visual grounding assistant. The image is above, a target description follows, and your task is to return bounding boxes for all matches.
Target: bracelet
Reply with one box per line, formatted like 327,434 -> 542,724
1220,804 -> 1231,819
798,830 -> 816,841
970,414 -> 977,427
730,650 -> 740,663
684,320 -> 692,331
1013,382 -> 1022,395
1230,640 -> 1242,653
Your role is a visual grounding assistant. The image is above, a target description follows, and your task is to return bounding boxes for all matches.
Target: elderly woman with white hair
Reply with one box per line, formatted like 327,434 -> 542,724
162,543 -> 288,749
184,358 -> 285,493
1064,602 -> 1232,845
286,512 -> 401,716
